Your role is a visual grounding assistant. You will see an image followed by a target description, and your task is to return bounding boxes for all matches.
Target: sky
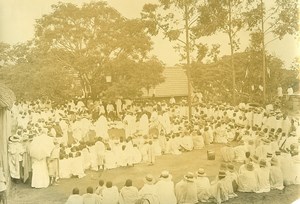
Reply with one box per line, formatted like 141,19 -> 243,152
0,0 -> 298,67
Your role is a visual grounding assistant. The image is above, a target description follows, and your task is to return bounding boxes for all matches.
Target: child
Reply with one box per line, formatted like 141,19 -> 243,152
147,141 -> 155,165
48,141 -> 60,185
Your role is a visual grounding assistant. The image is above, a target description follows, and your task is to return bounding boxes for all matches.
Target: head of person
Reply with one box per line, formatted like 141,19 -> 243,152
125,179 -> 132,187
99,180 -> 104,186
72,187 -> 80,195
106,181 -> 112,188
87,186 -> 93,194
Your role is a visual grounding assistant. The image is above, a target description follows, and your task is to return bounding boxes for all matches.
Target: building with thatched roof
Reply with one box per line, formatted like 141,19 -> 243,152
0,83 -> 16,191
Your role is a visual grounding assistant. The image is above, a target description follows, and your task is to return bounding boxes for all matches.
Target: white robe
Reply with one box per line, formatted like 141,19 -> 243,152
155,179 -> 177,204
95,115 -> 109,140
31,158 -> 49,188
139,114 -> 149,135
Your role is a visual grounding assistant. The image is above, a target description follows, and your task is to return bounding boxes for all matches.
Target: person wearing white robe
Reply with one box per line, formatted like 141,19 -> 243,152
94,138 -> 105,170
119,179 -> 139,204
95,115 -> 109,141
269,157 -> 284,190
256,159 -> 270,193
65,187 -> 83,204
102,181 -> 119,204
192,131 -> 204,150
88,143 -> 98,171
155,171 -> 177,204
125,138 -> 135,166
163,111 -> 171,134
8,136 -> 24,180
59,155 -> 71,179
170,135 -> 181,155
280,150 -> 296,186
71,120 -> 83,142
132,144 -> 142,164
59,118 -> 69,145
175,172 -> 198,204
79,116 -> 91,141
282,115 -> 291,135
194,168 -> 211,202
115,98 -> 122,117
237,163 -> 258,192
180,133 -> 194,151
104,147 -> 117,170
139,113 -> 149,136
123,113 -> 133,138
139,174 -> 159,204
233,142 -> 248,163
31,157 -> 50,188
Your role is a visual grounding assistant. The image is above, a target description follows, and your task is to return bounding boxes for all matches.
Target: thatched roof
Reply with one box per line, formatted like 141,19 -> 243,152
0,83 -> 16,109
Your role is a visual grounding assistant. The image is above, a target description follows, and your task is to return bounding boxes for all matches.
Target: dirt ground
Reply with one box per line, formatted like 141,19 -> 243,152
7,143 -> 300,204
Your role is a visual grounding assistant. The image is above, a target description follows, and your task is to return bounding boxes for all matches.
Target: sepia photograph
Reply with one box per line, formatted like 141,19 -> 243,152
0,0 -> 299,203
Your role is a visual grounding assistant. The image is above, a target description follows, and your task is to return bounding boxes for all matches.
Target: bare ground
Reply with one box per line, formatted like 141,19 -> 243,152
7,144 -> 300,204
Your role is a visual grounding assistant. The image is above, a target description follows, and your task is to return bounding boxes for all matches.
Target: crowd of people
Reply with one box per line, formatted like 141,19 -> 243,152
5,96 -> 300,203
64,154 -> 298,204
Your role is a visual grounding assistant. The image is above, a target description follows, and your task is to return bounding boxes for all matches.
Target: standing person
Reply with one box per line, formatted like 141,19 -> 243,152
82,186 -> 100,204
48,140 -> 60,185
94,138 -> 105,171
139,112 -> 149,136
7,135 -> 23,183
155,171 -> 177,204
147,141 -> 155,165
65,187 -> 83,204
119,179 -> 139,204
175,172 -> 198,204
0,167 -> 7,204
139,174 -> 159,204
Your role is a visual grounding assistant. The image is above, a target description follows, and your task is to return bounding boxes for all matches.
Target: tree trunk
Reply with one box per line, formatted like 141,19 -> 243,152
184,3 -> 192,120
228,0 -> 236,105
261,0 -> 266,104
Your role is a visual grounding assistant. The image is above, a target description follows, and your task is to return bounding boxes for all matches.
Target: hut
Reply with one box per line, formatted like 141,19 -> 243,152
0,83 -> 16,190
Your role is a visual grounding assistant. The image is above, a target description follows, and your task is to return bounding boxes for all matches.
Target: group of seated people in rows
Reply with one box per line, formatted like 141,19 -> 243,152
65,146 -> 299,204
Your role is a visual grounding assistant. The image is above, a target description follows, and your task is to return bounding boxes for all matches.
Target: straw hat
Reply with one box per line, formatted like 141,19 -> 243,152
9,135 -> 21,142
218,170 -> 226,178
184,172 -> 195,182
160,170 -> 172,180
143,174 -> 155,184
270,157 -> 278,166
197,168 -> 207,177
259,159 -> 267,167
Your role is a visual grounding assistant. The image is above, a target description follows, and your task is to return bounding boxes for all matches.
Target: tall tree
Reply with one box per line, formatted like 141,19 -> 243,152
34,1 -> 161,99
244,0 -> 298,103
194,0 -> 246,104
141,0 -> 203,119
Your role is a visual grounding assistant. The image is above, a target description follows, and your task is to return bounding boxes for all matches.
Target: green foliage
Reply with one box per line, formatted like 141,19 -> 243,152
32,1 -> 163,99
0,1 -> 165,101
191,51 -> 297,104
